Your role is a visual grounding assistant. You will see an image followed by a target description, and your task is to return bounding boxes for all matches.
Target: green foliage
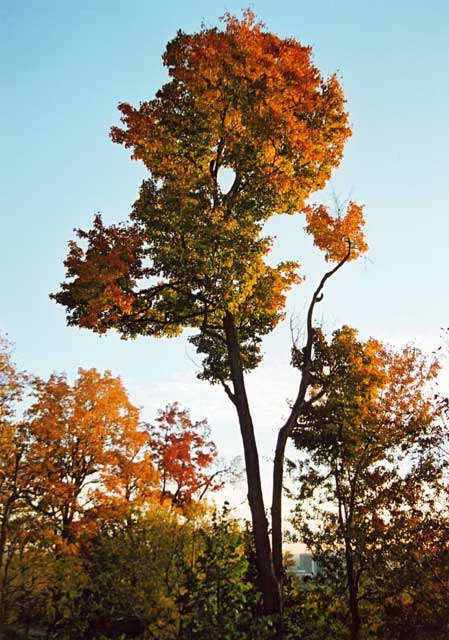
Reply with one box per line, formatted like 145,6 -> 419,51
179,507 -> 273,640
82,505 -> 189,639
0,499 -> 277,640
284,576 -> 348,640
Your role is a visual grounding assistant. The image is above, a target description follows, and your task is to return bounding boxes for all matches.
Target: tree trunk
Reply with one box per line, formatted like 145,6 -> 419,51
271,426 -> 289,589
222,312 -> 281,620
271,348 -> 312,589
345,544 -> 361,640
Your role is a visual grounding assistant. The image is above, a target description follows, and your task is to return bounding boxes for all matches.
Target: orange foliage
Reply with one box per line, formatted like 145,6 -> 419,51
0,335 -> 27,420
144,402 -> 221,507
111,10 -> 351,216
304,201 -> 368,262
59,215 -> 147,332
295,325 -> 441,481
0,339 -> 30,571
26,368 -> 157,543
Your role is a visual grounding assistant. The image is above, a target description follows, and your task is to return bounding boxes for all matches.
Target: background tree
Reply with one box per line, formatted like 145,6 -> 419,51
80,504 -> 191,640
145,402 -> 223,508
0,343 -> 238,638
290,326 -> 444,640
52,10 -> 367,624
379,508 -> 449,640
0,338 -> 32,635
25,368 -> 157,547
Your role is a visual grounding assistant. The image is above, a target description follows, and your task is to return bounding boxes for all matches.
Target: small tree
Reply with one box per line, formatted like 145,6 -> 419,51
291,326 -> 443,640
52,10 -> 367,626
180,508 -> 261,640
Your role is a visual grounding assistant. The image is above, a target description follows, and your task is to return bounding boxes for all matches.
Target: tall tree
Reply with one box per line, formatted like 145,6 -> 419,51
52,10 -> 367,625
291,326 -> 443,640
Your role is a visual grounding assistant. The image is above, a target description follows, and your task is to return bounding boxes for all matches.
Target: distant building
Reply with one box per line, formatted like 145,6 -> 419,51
289,553 -> 319,578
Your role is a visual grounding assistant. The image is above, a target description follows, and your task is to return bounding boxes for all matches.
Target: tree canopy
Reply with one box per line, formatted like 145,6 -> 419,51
52,10 -> 367,384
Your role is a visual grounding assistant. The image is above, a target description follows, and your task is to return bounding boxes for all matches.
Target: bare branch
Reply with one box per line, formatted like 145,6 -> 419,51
220,378 -> 236,405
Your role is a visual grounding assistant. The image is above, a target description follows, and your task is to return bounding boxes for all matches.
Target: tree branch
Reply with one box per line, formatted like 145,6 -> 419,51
271,239 -> 353,585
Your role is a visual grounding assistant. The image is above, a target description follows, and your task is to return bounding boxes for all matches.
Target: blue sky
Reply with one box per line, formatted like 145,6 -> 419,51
1,1 -> 448,501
